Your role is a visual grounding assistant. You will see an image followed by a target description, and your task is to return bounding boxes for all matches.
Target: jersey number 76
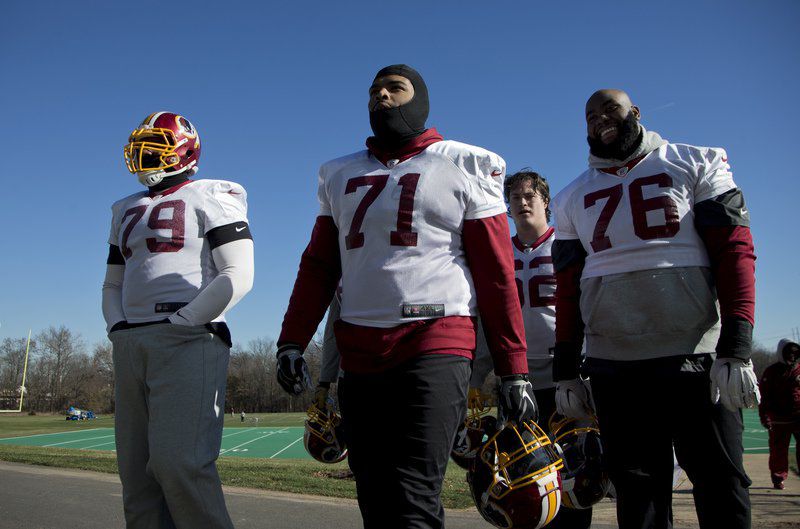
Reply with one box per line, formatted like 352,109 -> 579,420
584,173 -> 680,252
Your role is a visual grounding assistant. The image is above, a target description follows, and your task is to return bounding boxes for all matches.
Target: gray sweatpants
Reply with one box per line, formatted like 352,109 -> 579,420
110,323 -> 233,529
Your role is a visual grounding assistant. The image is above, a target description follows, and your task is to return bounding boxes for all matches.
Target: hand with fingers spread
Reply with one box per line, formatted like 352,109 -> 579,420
276,345 -> 313,396
710,357 -> 760,412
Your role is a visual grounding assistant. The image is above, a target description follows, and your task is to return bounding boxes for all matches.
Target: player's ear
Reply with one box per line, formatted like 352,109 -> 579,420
631,105 -> 641,120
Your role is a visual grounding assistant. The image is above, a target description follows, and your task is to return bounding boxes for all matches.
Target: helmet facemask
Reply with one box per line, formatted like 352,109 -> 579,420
468,419 -> 564,529
548,413 -> 610,509
304,403 -> 348,464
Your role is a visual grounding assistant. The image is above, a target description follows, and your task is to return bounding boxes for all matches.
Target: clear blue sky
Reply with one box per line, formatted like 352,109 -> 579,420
1,1 -> 798,350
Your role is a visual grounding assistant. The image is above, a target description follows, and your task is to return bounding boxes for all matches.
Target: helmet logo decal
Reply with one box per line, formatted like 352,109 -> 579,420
176,115 -> 197,139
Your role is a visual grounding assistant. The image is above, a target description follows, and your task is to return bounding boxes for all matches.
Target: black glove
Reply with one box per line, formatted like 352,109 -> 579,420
276,345 -> 312,396
498,375 -> 538,426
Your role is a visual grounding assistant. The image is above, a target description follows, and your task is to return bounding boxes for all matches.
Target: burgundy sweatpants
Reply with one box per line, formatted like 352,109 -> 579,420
768,421 -> 800,484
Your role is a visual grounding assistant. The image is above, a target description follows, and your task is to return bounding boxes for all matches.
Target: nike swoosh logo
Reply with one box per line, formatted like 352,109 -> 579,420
235,225 -> 246,232
213,390 -> 220,417
491,170 -> 502,177
228,191 -> 241,195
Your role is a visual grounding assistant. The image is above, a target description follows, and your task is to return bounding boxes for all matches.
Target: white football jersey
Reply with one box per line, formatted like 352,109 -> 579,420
108,179 -> 248,323
471,228 -> 557,390
318,140 -> 507,327
552,144 -> 736,278
513,228 -> 556,388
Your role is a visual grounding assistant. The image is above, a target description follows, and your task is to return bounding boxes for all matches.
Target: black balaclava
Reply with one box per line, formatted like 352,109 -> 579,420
369,64 -> 429,148
587,110 -> 643,161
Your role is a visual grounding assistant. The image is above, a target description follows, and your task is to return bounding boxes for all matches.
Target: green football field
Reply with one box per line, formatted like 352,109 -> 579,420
0,409 -> 791,458
0,426 -> 310,459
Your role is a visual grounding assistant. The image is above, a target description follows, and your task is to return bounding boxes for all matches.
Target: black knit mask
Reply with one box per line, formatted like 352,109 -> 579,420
369,64 -> 429,147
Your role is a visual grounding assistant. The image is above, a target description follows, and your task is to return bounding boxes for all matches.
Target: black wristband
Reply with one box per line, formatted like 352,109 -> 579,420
716,317 -> 753,360
553,341 -> 582,381
500,374 -> 528,383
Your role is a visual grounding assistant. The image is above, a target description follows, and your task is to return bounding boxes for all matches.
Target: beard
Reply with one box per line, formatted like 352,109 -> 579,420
587,111 -> 643,161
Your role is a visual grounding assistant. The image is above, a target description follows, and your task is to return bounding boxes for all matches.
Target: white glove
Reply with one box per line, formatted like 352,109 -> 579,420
710,358 -> 760,412
555,378 -> 595,420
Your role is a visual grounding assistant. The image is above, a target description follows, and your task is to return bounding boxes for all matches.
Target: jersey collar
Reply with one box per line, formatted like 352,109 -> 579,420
512,226 -> 554,252
148,179 -> 193,198
598,154 -> 647,178
366,128 -> 444,166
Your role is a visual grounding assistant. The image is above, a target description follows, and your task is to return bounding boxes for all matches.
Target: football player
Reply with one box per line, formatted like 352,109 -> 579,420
470,170 -> 595,529
551,89 -> 757,529
275,64 -> 531,528
103,112 -> 254,529
313,291 -> 344,412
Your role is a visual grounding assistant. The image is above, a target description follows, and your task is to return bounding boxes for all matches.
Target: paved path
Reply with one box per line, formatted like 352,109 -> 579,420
1,457 -> 797,528
0,462 -> 615,529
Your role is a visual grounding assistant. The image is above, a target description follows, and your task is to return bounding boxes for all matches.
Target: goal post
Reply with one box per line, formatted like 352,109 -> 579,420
0,329 -> 32,413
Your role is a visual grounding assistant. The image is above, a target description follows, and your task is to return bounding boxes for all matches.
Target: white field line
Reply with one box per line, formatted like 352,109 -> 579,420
44,434 -> 115,447
219,428 -> 288,455
221,428 -> 257,440
81,440 -> 117,450
0,428 -> 107,441
268,435 -> 304,459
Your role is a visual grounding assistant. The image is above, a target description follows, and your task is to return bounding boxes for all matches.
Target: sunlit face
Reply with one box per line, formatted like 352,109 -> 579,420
368,75 -> 415,111
508,179 -> 549,228
585,90 -> 640,145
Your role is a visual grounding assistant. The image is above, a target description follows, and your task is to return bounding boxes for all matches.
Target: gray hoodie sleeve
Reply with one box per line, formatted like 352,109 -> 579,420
470,317 -> 496,387
319,297 -> 342,384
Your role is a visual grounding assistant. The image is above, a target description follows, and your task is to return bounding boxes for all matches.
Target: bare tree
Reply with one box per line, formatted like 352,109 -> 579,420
0,337 -> 30,392
34,326 -> 85,412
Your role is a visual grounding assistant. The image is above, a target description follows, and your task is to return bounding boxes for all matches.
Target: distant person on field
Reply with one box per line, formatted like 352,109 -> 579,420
759,339 -> 800,490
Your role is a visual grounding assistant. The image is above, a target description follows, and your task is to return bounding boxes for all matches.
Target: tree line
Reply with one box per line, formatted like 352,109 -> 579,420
0,325 -> 788,415
0,326 -> 325,415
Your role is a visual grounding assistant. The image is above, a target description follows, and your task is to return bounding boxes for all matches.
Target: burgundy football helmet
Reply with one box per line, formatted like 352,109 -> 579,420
124,111 -> 201,186
468,419 -> 563,529
304,403 -> 347,464
452,388 -> 497,469
453,415 -> 498,470
548,413 -> 610,510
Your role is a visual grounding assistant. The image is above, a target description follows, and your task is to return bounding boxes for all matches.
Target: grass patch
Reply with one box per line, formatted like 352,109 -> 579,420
0,444 -> 119,473
0,436 -> 474,509
0,413 -> 114,438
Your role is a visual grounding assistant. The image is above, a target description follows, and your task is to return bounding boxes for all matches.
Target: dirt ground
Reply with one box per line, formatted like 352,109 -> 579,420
583,454 -> 800,528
